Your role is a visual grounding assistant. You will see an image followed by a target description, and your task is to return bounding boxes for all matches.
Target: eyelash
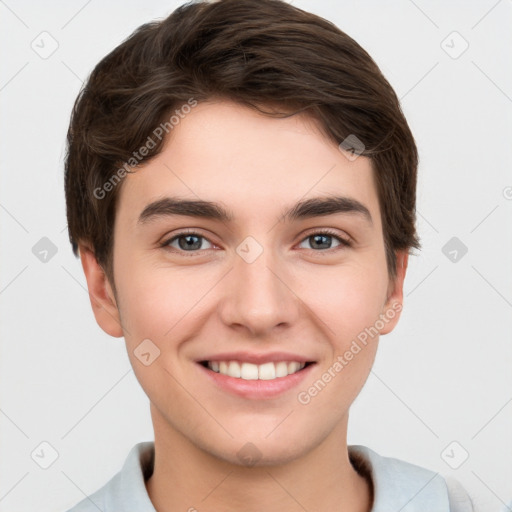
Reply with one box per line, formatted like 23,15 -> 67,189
159,228 -> 352,256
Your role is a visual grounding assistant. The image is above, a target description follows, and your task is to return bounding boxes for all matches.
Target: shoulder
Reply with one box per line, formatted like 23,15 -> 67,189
65,442 -> 156,512
348,445 -> 474,512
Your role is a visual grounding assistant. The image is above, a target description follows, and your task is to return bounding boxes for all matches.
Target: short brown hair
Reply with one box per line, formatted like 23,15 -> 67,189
64,0 -> 420,282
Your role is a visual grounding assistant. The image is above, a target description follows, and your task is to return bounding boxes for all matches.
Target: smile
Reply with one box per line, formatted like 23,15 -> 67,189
198,357 -> 316,400
203,360 -> 309,380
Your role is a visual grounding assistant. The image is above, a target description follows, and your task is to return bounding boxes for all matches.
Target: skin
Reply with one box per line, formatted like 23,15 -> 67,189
80,99 -> 408,512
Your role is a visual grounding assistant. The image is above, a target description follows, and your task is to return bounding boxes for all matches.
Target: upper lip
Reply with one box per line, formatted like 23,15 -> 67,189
197,352 -> 315,365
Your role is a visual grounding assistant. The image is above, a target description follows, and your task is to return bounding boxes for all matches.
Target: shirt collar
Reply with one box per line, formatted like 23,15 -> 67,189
349,445 -> 450,511
96,442 -> 450,512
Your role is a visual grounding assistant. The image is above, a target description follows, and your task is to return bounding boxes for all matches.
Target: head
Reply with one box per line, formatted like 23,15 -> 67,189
65,0 -> 420,465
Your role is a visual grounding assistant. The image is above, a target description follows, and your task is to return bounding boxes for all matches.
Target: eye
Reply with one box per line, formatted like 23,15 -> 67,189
160,228 -> 351,255
297,230 -> 351,251
162,231 -> 214,253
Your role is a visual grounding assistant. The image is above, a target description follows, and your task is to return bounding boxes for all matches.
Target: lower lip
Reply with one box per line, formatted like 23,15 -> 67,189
197,362 -> 315,400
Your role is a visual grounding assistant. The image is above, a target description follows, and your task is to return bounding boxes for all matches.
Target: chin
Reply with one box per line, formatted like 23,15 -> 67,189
200,430 -> 316,469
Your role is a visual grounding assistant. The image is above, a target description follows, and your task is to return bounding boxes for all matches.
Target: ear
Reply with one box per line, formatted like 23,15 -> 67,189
379,250 -> 409,335
78,245 -> 123,338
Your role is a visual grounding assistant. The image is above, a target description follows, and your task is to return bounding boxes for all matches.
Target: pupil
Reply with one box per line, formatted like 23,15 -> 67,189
179,235 -> 201,250
312,234 -> 330,249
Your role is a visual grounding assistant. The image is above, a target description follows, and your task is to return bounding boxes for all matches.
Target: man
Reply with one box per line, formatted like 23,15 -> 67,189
64,1 -> 473,510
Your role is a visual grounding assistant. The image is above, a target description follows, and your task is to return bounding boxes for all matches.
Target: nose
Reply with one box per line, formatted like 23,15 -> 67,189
217,242 -> 300,337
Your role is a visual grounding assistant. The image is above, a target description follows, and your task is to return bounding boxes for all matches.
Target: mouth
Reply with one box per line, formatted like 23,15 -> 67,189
199,360 -> 314,380
197,356 -> 316,400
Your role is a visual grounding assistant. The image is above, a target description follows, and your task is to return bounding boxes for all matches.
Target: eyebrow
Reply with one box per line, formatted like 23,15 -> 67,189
138,195 -> 372,225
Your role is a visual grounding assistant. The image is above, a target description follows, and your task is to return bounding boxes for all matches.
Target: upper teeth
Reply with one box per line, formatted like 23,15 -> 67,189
207,361 -> 306,380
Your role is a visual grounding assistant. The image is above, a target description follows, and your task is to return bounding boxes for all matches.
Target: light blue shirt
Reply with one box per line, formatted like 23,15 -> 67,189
66,442 -> 474,511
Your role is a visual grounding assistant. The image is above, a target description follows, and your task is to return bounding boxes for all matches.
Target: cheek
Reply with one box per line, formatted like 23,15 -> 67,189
297,262 -> 388,346
115,257 -> 207,334
115,263 -> 220,375
115,268 -> 198,408
295,269 -> 386,413
292,264 -> 387,404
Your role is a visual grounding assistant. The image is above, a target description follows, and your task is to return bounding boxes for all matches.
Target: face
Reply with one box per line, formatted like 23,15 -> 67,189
81,99 -> 407,466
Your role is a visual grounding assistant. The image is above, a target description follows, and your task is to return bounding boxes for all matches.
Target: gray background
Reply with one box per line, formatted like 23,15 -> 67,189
0,1 -> 511,511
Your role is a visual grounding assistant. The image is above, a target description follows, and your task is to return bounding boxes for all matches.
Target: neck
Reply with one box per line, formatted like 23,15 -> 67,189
145,406 -> 372,512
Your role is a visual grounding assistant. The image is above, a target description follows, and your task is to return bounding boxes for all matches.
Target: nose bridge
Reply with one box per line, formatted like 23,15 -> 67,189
221,235 -> 298,334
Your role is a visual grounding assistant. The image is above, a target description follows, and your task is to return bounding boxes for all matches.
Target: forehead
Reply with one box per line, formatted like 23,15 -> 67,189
117,100 -> 381,228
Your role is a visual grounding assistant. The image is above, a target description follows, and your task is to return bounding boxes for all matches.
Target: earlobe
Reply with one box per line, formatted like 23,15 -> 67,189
379,250 -> 409,335
78,245 -> 124,338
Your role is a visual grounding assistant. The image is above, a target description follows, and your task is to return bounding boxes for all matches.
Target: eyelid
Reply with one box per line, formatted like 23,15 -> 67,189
159,228 -> 218,251
299,227 -> 352,245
